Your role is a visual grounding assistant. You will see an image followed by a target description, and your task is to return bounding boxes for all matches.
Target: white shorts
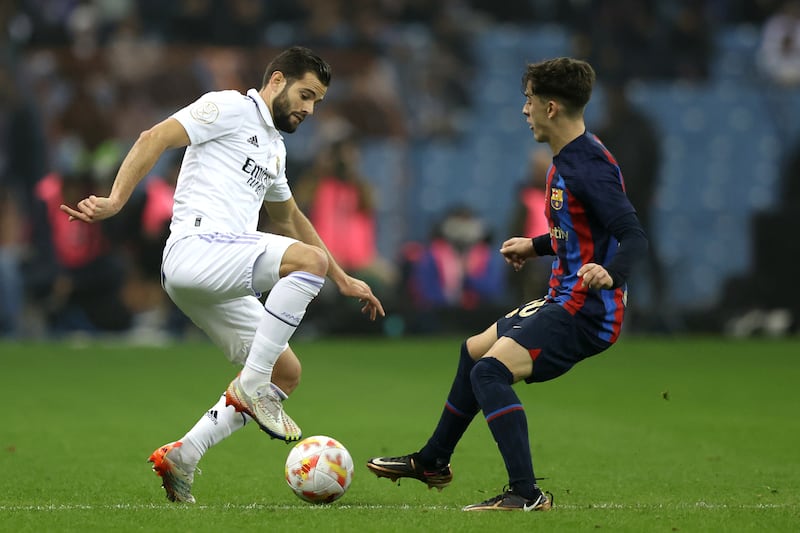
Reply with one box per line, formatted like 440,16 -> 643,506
161,232 -> 297,364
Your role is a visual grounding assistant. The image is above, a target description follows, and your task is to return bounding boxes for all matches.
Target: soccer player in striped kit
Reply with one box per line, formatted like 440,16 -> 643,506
61,46 -> 384,503
367,57 -> 648,511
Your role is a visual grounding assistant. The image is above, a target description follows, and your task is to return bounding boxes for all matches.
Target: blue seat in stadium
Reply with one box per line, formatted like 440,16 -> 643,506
712,24 -> 760,82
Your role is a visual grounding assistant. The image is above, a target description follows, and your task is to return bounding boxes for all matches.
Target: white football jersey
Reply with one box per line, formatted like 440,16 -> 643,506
168,88 -> 292,241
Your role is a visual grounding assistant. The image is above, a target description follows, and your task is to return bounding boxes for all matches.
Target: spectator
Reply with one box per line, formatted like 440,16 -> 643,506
758,0 -> 800,145
293,137 -> 395,333
720,133 -> 800,336
335,46 -> 408,139
0,58 -> 46,337
212,0 -> 269,46
112,153 -> 189,340
0,184 -> 24,337
571,0 -> 670,82
507,147 -> 552,302
594,82 -> 672,332
758,0 -> 800,86
0,59 -> 47,215
406,3 -> 477,139
666,0 -> 712,82
401,206 -> 507,332
165,0 -> 216,44
25,138 -> 133,336
296,138 -> 385,274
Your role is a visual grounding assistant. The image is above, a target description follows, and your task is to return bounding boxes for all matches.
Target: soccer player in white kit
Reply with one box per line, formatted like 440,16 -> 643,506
60,46 -> 384,503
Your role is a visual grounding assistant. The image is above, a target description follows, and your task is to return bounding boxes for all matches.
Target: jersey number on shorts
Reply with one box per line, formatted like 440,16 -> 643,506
505,298 -> 546,319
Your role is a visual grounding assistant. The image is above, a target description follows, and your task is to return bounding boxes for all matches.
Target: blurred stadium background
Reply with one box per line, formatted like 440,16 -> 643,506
1,0 -> 799,341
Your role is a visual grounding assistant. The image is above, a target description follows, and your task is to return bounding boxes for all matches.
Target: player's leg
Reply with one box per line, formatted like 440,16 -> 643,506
161,231 -> 323,403
225,238 -> 325,440
464,337 -> 544,510
236,239 -> 326,397
148,350 -> 301,504
181,344 -> 302,461
417,324 -> 498,464
366,322 -> 498,489
150,270 -> 303,502
147,347 -> 300,503
464,302 -> 590,511
150,242 -> 269,503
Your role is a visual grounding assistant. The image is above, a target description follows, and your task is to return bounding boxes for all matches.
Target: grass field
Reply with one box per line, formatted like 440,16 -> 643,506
1,336 -> 799,532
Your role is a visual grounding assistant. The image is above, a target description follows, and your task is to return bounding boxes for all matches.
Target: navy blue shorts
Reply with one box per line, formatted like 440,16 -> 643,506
496,298 -> 611,383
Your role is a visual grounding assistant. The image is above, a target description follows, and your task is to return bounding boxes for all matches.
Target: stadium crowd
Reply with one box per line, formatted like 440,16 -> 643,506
0,0 -> 797,339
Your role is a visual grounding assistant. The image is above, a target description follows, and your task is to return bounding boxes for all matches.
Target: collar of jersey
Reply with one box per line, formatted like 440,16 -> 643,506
246,88 -> 283,140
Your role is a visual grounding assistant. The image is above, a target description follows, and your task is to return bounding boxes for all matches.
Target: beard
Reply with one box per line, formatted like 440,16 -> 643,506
272,88 -> 299,133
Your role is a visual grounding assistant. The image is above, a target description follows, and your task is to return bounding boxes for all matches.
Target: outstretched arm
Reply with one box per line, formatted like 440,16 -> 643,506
60,118 -> 189,223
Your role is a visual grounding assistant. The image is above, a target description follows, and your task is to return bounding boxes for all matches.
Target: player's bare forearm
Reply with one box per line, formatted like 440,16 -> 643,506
60,119 -> 189,223
268,200 -> 342,279
288,208 -> 350,284
268,200 -> 384,320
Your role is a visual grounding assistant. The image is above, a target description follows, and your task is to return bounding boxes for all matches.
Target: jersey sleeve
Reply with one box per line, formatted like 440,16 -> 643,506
569,157 -> 636,228
264,143 -> 292,203
171,91 -> 243,145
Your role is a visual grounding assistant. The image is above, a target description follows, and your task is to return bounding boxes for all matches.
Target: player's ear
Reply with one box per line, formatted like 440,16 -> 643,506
547,99 -> 560,119
269,71 -> 286,88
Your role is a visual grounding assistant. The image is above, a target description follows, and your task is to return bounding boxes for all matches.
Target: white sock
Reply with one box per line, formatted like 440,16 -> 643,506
177,393 -> 250,469
240,271 -> 324,395
174,383 -> 289,468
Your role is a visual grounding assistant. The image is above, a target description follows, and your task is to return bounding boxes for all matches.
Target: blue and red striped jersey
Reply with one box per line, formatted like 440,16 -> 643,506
543,131 -> 635,343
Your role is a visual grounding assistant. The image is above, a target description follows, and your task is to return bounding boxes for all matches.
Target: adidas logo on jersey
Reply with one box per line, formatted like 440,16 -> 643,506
247,135 -> 259,147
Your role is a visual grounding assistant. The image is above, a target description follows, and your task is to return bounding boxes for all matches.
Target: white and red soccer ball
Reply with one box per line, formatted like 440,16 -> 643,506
284,435 -> 354,504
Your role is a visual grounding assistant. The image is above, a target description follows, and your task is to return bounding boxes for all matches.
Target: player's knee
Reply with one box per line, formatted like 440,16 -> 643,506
282,243 -> 328,277
470,357 -> 513,387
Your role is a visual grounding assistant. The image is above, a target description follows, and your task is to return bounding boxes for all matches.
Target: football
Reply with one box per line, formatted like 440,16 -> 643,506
284,435 -> 354,504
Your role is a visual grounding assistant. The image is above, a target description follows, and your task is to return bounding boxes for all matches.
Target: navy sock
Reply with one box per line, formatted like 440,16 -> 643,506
418,342 -> 479,467
471,357 -> 538,499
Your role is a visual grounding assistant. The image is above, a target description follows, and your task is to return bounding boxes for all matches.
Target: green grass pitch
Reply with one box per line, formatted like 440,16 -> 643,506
1,336 -> 798,532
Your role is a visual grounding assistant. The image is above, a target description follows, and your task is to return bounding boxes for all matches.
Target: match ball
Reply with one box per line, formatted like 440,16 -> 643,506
284,435 -> 354,504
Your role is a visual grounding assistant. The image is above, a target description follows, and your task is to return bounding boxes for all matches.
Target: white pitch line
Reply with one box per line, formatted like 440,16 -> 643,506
0,502 -> 794,512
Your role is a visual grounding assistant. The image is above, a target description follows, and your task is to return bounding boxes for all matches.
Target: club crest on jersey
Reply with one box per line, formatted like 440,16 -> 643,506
190,101 -> 220,124
550,188 -> 564,210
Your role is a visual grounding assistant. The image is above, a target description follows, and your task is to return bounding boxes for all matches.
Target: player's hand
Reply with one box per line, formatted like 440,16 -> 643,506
338,276 -> 385,321
577,263 -> 613,290
59,195 -> 120,223
500,237 -> 535,271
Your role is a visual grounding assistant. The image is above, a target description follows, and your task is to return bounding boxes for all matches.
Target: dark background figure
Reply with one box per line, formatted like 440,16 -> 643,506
594,81 -> 674,333
757,0 -> 800,87
399,206 -> 507,334
24,139 -> 133,336
292,137 -> 396,335
0,183 -> 24,337
111,153 -> 189,340
0,56 -> 47,217
507,146 -> 553,303
757,0 -> 800,148
718,136 -> 800,336
0,0 -> 793,338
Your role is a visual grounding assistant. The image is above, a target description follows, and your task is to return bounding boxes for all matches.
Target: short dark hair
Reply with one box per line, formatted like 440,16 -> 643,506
262,46 -> 332,88
522,57 -> 595,113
